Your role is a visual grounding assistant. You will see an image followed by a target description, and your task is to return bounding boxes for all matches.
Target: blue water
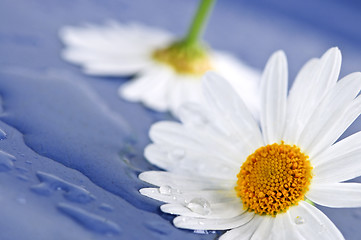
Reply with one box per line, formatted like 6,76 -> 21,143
1,0 -> 361,239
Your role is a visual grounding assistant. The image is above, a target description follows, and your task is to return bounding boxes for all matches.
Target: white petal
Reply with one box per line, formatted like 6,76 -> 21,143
176,102 -> 252,153
219,217 -> 262,240
149,121 -> 243,166
283,58 -> 319,144
60,22 -> 173,76
284,48 -> 341,144
139,171 -> 234,191
139,188 -> 237,205
306,95 -> 361,174
61,22 -> 171,54
307,183 -> 361,208
144,144 -> 238,180
173,211 -> 254,230
269,212 -> 306,240
160,200 -> 244,219
83,59 -> 151,76
202,72 -> 263,155
312,132 -> 361,183
297,72 -> 361,157
211,51 -> 261,119
288,201 -> 344,240
260,51 -> 288,144
167,76 -> 199,115
250,216 -> 274,240
119,66 -> 172,111
176,103 -> 211,127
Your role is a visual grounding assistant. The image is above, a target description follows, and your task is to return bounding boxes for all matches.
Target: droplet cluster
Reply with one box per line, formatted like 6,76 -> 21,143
235,142 -> 312,216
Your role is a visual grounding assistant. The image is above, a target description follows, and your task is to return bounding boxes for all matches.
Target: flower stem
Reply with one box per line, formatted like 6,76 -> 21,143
305,199 -> 315,206
183,0 -> 216,47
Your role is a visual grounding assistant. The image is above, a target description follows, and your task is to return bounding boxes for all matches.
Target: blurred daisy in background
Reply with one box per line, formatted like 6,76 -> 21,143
139,47 -> 361,239
60,0 -> 260,116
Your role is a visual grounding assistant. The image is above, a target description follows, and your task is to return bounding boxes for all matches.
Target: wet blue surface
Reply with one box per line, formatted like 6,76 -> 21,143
1,0 -> 361,239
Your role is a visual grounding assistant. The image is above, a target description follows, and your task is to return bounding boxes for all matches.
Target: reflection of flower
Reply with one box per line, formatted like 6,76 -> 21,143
60,22 -> 260,116
139,47 -> 361,239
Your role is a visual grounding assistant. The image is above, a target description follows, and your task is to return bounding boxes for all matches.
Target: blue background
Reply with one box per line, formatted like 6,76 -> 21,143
0,0 -> 361,239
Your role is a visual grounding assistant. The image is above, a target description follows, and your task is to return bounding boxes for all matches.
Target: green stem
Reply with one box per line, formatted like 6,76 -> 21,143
183,0 -> 216,46
305,199 -> 315,206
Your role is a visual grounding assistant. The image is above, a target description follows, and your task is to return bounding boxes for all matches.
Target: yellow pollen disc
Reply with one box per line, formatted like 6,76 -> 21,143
235,141 -> 313,216
152,42 -> 213,76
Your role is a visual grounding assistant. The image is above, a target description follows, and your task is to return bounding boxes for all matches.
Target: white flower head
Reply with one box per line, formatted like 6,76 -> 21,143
139,47 -> 361,239
60,22 -> 260,116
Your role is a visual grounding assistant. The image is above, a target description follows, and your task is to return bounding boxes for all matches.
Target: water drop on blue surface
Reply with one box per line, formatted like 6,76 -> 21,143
99,203 -> 114,212
0,128 -> 7,140
0,150 -> 15,172
31,171 -> 95,203
295,216 -> 305,225
186,198 -> 211,215
16,197 -> 27,204
144,221 -> 170,235
17,174 -> 29,182
57,203 -> 121,235
16,167 -> 28,173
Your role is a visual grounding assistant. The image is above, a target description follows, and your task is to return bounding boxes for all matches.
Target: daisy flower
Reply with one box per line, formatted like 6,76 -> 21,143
59,0 -> 260,116
139,47 -> 361,239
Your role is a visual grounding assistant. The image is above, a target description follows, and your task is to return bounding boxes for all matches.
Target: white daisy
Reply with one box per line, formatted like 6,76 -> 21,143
59,21 -> 260,116
139,47 -> 361,239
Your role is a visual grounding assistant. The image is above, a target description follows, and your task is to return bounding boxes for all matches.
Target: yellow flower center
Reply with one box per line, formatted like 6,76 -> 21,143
152,41 -> 213,76
235,142 -> 313,216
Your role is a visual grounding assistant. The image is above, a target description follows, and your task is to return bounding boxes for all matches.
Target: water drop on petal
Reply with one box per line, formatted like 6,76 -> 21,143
159,185 -> 172,195
198,220 -> 205,225
186,198 -> 211,215
295,216 -> 304,225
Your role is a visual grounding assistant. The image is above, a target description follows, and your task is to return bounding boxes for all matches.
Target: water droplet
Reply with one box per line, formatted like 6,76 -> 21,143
0,128 -> 7,140
16,167 -> 28,173
198,220 -> 205,225
17,174 -> 29,182
186,198 -> 211,215
31,171 -> 95,203
295,216 -> 304,225
194,229 -> 216,234
16,197 -> 27,204
144,221 -> 171,235
99,203 -> 114,212
159,185 -> 172,195
168,149 -> 185,161
57,203 -> 121,235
